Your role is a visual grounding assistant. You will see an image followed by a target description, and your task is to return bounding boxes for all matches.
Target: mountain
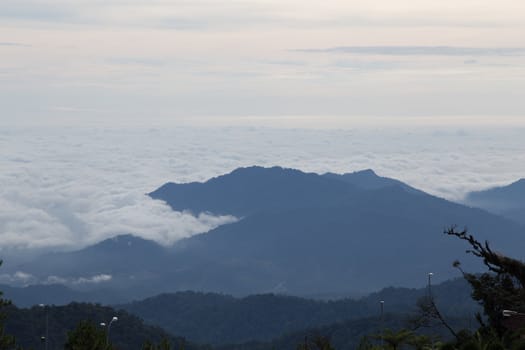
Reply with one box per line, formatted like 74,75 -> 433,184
119,278 -> 476,346
0,284 -> 108,307
322,169 -> 423,194
12,234 -> 172,302
149,166 -> 359,217
13,166 -> 525,300
1,278 -> 476,348
464,179 -> 525,225
149,166 -> 422,218
160,176 -> 523,295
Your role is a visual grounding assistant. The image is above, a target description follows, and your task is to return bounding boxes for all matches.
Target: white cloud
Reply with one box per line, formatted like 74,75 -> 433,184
0,271 -> 113,287
299,46 -> 525,56
0,271 -> 38,286
1,124 -> 525,254
45,275 -> 68,284
72,274 -> 112,285
0,127 -> 239,251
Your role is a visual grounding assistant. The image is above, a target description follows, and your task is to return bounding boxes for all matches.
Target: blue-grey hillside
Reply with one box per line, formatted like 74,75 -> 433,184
149,166 -> 360,216
322,169 -> 423,194
13,166 -> 525,300
13,234 -> 172,302
464,179 -> 525,225
151,166 -> 523,295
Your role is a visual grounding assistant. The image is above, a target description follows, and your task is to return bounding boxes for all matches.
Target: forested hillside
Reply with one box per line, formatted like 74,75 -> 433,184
4,303 -> 204,350
120,278 -> 477,345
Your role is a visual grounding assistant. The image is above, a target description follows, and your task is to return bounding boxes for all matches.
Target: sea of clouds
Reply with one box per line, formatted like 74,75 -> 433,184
1,123 -> 525,256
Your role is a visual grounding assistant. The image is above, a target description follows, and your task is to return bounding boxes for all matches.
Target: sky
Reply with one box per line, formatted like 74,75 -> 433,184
1,0 -> 524,122
1,1 -> 525,257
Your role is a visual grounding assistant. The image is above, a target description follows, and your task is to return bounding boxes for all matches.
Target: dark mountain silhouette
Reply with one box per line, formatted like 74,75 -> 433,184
119,278 -> 476,346
464,179 -> 525,225
5,302 -> 203,350
13,167 -> 525,300
149,166 -> 361,216
218,312 -> 473,350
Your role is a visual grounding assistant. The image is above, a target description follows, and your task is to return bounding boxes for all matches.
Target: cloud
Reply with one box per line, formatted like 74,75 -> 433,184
0,42 -> 31,47
0,271 -> 113,287
0,1 -> 73,23
0,271 -> 38,286
105,57 -> 166,67
1,0 -> 520,31
0,0 -> 283,29
72,274 -> 112,285
0,127 -> 239,251
2,124 -> 525,255
45,275 -> 67,284
297,46 -> 525,57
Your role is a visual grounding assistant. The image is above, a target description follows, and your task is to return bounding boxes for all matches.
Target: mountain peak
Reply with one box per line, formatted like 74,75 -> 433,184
84,234 -> 165,254
150,166 -> 357,217
323,168 -> 421,193
353,168 -> 377,176
225,166 -> 306,179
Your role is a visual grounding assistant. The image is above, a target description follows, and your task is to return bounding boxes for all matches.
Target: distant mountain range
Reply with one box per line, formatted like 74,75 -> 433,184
4,279 -> 476,349
8,166 -> 525,301
119,278 -> 476,346
464,179 -> 525,225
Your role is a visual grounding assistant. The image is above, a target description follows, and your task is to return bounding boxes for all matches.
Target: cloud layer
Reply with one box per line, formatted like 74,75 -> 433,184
299,46 -> 525,56
0,271 -> 113,287
2,123 -> 525,253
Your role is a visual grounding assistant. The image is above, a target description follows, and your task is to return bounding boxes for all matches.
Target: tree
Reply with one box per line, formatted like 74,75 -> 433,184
296,335 -> 335,350
0,260 -> 20,350
373,329 -> 415,350
64,320 -> 114,350
359,329 -> 434,350
142,338 -> 174,350
446,227 -> 525,336
410,294 -> 458,340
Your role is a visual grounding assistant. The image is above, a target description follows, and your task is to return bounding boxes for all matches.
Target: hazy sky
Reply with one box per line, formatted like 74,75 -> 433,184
1,1 -> 525,258
1,0 -> 524,124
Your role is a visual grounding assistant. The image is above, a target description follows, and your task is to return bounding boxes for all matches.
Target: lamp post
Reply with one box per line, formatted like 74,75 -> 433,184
428,272 -> 433,297
106,316 -> 118,345
38,304 -> 48,350
503,310 -> 525,317
427,273 -> 434,350
380,300 -> 385,347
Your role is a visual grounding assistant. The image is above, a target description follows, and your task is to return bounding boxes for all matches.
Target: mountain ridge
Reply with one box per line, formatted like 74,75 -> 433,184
464,178 -> 525,225
11,166 -> 525,301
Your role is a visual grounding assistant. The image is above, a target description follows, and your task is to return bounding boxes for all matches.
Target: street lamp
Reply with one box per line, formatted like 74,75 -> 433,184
428,272 -> 434,297
380,300 -> 385,347
38,304 -> 48,350
503,310 -> 525,317
106,316 -> 118,345
427,273 -> 434,350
